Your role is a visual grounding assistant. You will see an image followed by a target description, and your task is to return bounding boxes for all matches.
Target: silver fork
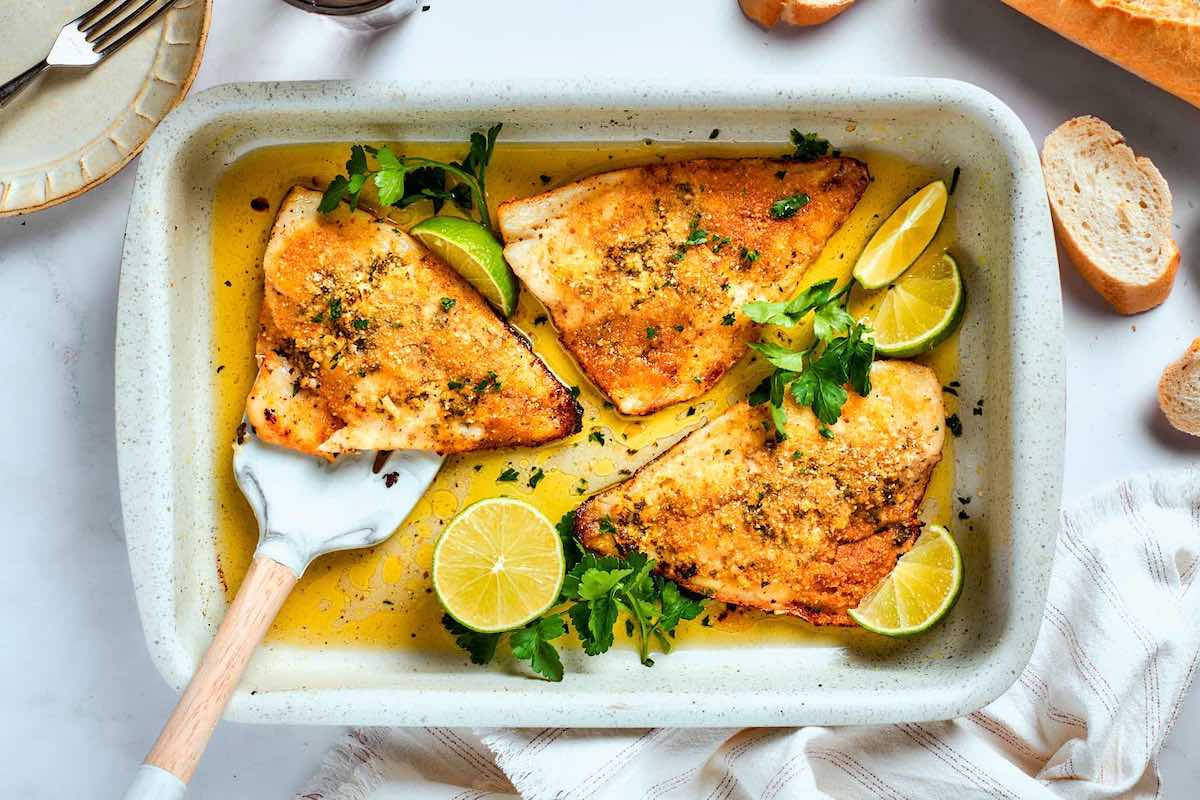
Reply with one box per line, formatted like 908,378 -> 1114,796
0,0 -> 180,109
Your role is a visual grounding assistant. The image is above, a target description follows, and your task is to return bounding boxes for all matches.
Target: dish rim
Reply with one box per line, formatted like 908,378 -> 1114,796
116,76 -> 1065,727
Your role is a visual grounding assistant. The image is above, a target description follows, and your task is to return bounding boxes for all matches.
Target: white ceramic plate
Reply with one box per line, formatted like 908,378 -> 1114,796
0,0 -> 210,217
116,78 -> 1065,727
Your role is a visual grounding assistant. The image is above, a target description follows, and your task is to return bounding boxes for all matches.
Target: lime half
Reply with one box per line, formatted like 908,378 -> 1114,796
848,525 -> 963,637
848,252 -> 964,357
853,180 -> 948,290
432,498 -> 564,633
410,216 -> 518,317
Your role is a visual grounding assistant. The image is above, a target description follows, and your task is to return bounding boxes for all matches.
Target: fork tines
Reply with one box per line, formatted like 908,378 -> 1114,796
76,0 -> 179,56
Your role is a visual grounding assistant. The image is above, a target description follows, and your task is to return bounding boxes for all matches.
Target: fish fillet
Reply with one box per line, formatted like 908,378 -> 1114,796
498,156 -> 870,415
245,187 -> 581,457
575,360 -> 945,625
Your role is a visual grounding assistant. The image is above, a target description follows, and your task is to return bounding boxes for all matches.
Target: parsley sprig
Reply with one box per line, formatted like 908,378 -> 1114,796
743,278 -> 875,435
442,511 -> 706,681
319,124 -> 502,232
788,130 -> 832,162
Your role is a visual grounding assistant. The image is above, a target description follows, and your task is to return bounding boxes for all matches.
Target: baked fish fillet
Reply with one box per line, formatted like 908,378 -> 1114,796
575,360 -> 944,625
245,187 -> 581,458
498,156 -> 870,415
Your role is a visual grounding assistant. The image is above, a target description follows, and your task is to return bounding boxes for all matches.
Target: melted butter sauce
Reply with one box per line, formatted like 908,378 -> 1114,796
211,140 -> 959,651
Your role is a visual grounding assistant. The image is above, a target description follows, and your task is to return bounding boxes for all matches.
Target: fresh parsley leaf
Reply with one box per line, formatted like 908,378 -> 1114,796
328,297 -> 343,321
770,193 -> 810,219
790,351 -> 849,426
447,379 -> 465,390
528,467 -> 545,489
789,130 -> 832,162
588,430 -> 606,445
578,568 -> 634,600
497,467 -> 519,482
721,312 -> 736,326
741,299 -> 795,327
598,516 -> 617,535
347,144 -> 369,176
440,296 -> 456,311
509,614 -> 566,681
739,247 -> 760,264
684,228 -> 708,246
441,614 -> 500,665
319,175 -> 350,212
352,317 -> 369,331
748,341 -> 807,372
812,300 -> 853,341
657,580 -> 704,633
374,166 -> 408,207
555,510 -> 582,573
646,326 -> 658,339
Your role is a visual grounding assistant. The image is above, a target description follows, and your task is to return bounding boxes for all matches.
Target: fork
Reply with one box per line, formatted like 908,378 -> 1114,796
0,0 -> 179,109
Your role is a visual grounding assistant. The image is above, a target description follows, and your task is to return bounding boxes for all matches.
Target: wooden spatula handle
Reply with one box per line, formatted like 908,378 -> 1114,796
144,556 -> 298,784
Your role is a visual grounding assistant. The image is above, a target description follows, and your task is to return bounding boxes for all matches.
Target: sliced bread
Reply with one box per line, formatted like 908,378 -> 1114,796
1042,116 -> 1179,314
1159,338 -> 1200,436
738,0 -> 855,27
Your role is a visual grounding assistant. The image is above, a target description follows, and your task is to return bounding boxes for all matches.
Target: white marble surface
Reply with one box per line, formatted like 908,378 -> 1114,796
1,0 -> 1197,797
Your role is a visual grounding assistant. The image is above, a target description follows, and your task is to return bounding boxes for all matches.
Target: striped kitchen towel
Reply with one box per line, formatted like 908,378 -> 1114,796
298,469 -> 1200,800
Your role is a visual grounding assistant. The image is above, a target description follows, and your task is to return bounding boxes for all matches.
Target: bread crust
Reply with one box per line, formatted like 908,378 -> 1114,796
1158,337 -> 1200,436
1049,205 -> 1180,314
739,0 -> 856,28
1002,0 -> 1200,108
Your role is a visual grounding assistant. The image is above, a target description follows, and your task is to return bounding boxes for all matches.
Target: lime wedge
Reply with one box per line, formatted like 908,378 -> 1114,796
848,252 -> 964,357
410,216 -> 518,317
433,498 -> 564,633
853,180 -> 948,290
848,524 -> 963,637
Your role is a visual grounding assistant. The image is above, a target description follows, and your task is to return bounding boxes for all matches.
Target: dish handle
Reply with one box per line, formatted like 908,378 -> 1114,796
123,556 -> 299,799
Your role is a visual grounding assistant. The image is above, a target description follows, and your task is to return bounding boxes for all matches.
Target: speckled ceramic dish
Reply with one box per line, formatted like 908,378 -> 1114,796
116,78 -> 1064,727
0,0 -> 211,217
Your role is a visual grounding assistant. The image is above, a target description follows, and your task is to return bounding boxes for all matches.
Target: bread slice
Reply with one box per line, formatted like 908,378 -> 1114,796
1042,116 -> 1179,314
739,0 -> 855,27
1159,338 -> 1200,436
1002,1 -> 1200,109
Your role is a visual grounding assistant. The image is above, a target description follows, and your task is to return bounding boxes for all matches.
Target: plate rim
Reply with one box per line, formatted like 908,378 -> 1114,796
0,0 -> 213,218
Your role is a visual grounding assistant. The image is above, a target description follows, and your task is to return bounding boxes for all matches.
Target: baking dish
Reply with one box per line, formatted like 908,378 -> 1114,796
116,77 -> 1064,727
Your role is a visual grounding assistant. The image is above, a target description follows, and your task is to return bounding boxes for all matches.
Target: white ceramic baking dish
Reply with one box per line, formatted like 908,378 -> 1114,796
116,77 -> 1064,727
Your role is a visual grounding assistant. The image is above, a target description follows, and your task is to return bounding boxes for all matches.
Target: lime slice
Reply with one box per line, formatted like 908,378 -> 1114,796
433,498 -> 564,633
853,180 -> 948,290
410,216 -> 518,317
848,252 -> 964,357
848,524 -> 963,637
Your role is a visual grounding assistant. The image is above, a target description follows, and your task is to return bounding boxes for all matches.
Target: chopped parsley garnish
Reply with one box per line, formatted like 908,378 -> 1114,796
568,385 -> 581,399
739,247 -> 759,264
946,413 -> 963,437
318,124 -> 503,232
721,312 -> 736,326
447,378 -> 466,390
673,324 -> 684,332
440,297 -> 456,311
528,467 -> 545,489
787,130 -> 832,162
328,297 -> 343,321
310,311 -> 325,323
599,516 -> 617,535
473,371 -> 501,393
588,430 -> 606,445
743,278 -> 875,436
497,467 -> 519,482
646,326 -> 658,339
770,193 -> 811,219
709,234 -> 731,253
949,165 -> 961,195
352,317 -> 369,330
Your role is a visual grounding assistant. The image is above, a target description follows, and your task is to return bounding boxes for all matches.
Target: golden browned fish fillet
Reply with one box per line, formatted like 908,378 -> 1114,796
245,187 -> 581,458
498,157 -> 870,415
575,360 -> 944,625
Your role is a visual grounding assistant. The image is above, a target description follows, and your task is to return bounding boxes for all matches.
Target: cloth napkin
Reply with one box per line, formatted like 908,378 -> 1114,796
298,469 -> 1200,800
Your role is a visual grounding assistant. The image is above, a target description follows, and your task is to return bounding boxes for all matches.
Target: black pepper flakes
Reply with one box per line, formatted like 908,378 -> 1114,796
383,472 -> 399,488
250,197 -> 270,212
945,413 -> 963,437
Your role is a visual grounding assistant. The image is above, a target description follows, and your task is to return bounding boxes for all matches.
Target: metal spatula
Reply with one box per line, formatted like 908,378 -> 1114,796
124,427 -> 444,799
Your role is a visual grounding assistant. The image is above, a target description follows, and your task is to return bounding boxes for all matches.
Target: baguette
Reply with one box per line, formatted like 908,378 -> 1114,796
1001,0 -> 1200,108
739,0 -> 855,27
1042,116 -> 1179,314
1158,338 -> 1200,436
